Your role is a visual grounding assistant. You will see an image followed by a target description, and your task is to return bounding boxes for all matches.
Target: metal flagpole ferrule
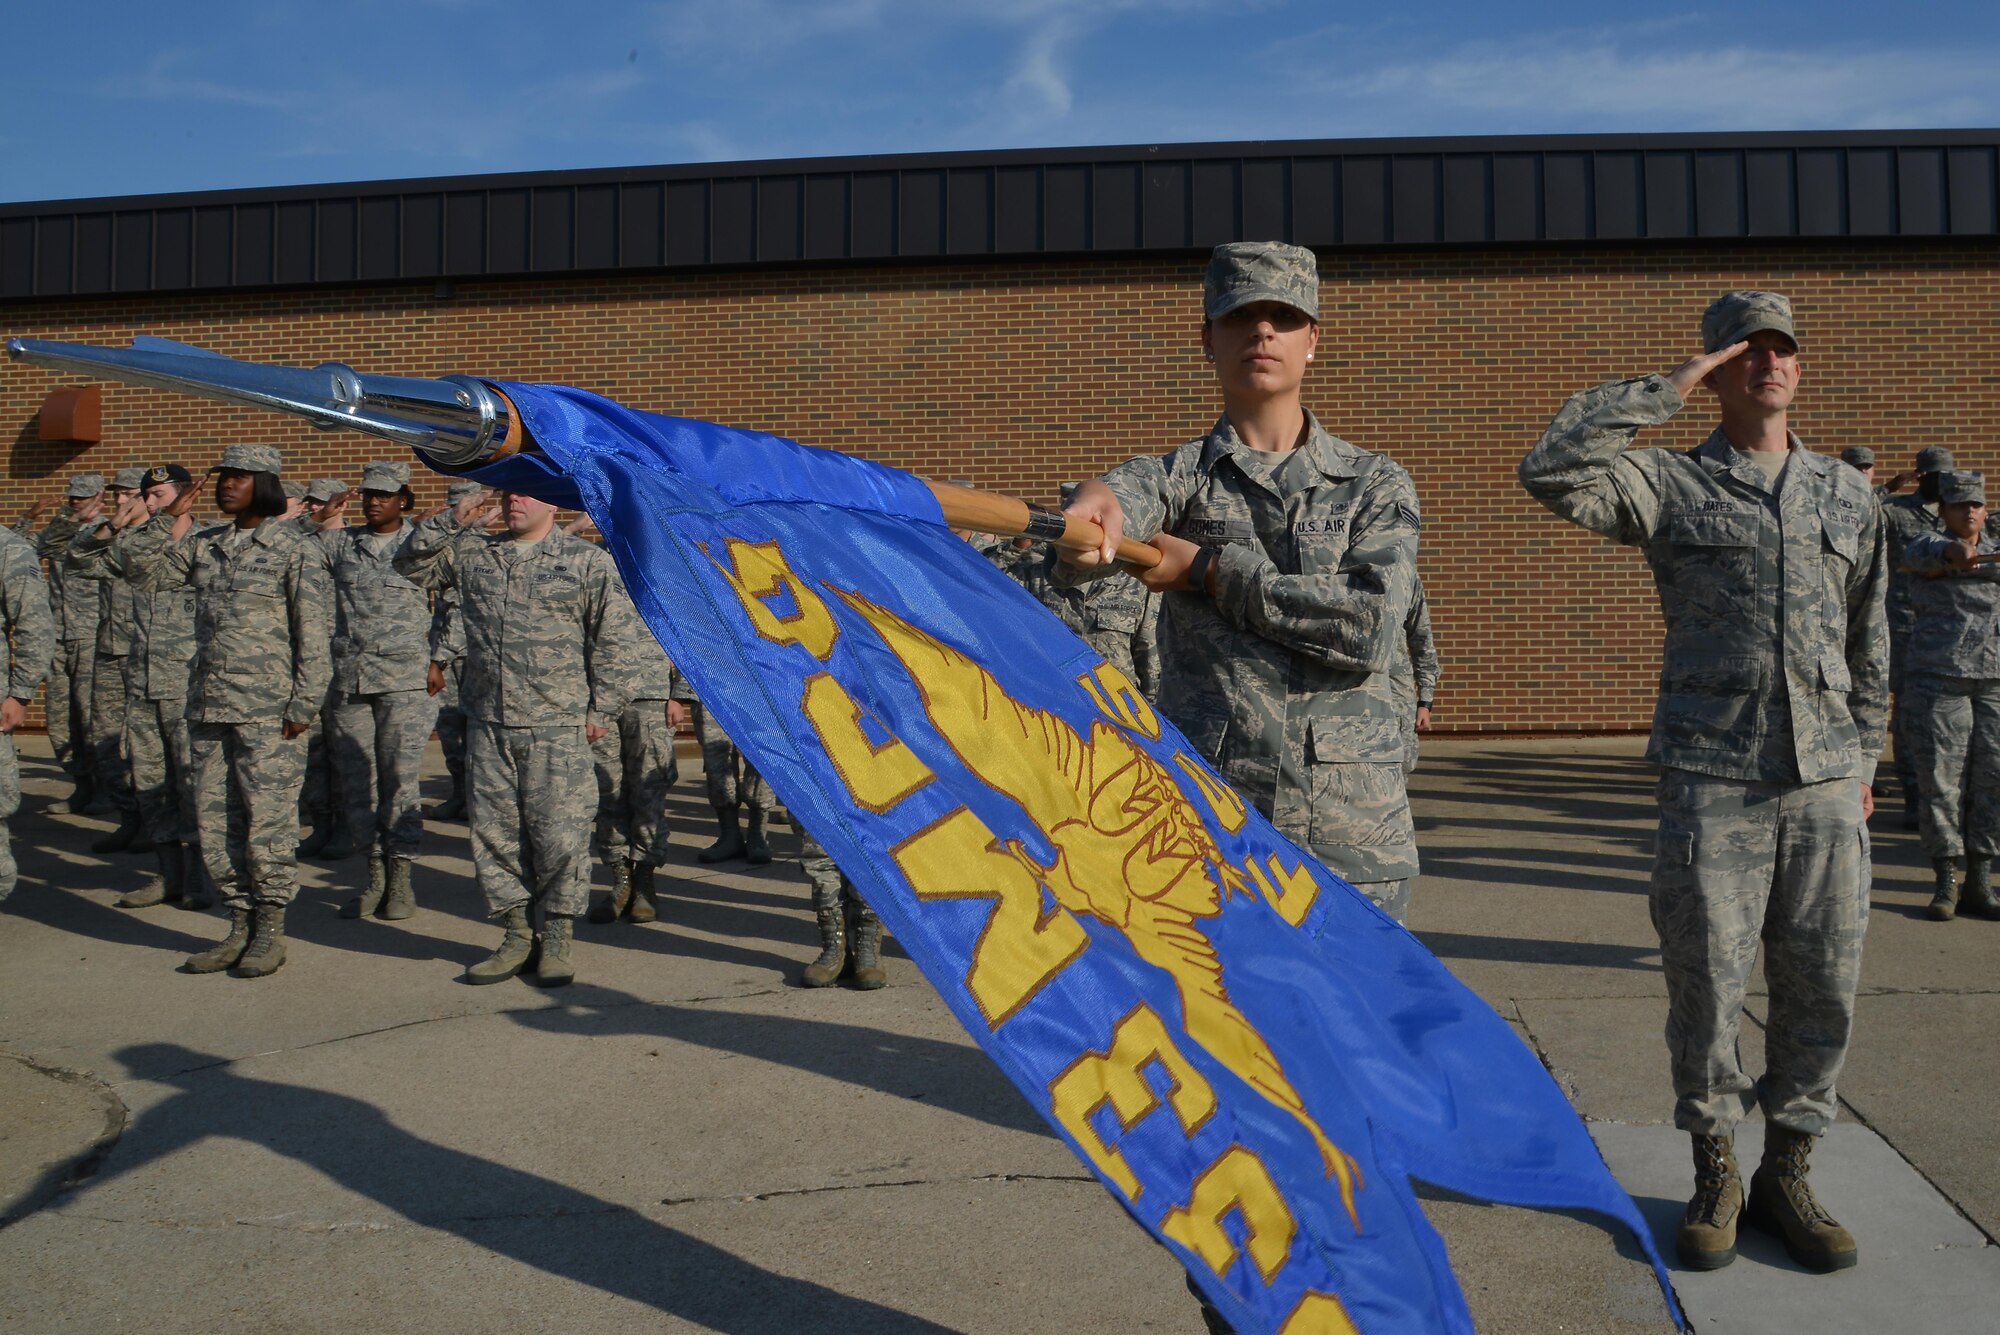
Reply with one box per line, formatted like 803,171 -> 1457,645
2,335 -> 520,468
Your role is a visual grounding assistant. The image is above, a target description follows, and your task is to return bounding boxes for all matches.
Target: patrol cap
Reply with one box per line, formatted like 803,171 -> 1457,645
111,467 -> 146,492
1916,446 -> 1956,474
1939,470 -> 1986,506
64,473 -> 106,499
1204,241 -> 1319,322
360,460 -> 411,493
1059,480 -> 1084,503
1702,290 -> 1797,354
305,477 -> 347,504
144,464 -> 193,489
213,443 -> 283,476
1840,446 -> 1875,468
445,480 -> 485,504
282,480 -> 306,500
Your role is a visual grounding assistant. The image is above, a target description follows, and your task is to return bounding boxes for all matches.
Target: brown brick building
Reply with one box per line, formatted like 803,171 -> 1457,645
5,132 -> 1998,733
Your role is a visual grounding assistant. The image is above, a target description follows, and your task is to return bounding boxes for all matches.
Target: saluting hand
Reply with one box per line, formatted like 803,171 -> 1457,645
109,491 -> 150,530
315,489 -> 356,529
73,494 -> 106,525
19,496 -> 56,526
1665,341 -> 1749,397
453,487 -> 495,527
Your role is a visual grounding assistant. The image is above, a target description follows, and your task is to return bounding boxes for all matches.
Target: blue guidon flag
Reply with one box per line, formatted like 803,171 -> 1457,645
441,382 -> 1677,1335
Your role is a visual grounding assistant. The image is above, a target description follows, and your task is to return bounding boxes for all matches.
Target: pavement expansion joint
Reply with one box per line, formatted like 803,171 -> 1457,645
658,1171 -> 1096,1209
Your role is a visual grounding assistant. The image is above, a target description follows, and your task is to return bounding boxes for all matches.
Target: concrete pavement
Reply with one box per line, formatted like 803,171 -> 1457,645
1,734 -> 1995,1332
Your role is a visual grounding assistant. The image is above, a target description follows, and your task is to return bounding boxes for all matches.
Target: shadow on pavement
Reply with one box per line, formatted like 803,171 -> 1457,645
506,984 -> 1050,1140
75,1042 -> 958,1335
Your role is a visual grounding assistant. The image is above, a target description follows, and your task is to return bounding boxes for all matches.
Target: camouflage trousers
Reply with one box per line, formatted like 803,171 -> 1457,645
125,694 -> 196,846
695,699 -> 769,812
1650,769 -> 1869,1136
1296,760 -> 1419,925
88,651 -> 135,816
47,640 -> 92,783
189,720 -> 309,911
798,830 -> 876,926
331,688 -> 438,860
434,661 -> 467,799
467,720 -> 593,920
591,702 -> 680,867
1902,673 -> 2000,861
298,696 -> 340,824
0,734 -> 17,903
1889,634 -> 1919,800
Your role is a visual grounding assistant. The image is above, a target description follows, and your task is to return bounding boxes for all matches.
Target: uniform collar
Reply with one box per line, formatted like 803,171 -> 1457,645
1693,427 -> 1824,495
1200,409 -> 1374,486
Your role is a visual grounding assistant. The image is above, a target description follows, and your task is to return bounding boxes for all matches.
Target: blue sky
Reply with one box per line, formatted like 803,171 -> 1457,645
5,1 -> 1997,204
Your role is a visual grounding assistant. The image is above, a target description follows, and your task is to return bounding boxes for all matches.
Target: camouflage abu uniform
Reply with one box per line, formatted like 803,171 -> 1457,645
591,624 -> 681,870
121,447 -> 333,915
997,543 -> 1162,700
395,509 -> 627,922
295,477 -> 348,850
1062,243 -> 1423,921
315,463 -> 439,865
0,527 -> 54,904
1518,296 -> 1888,1144
66,477 -> 202,854
84,467 -> 147,834
1880,451 -> 1953,807
16,476 -> 102,800
1389,575 -> 1439,773
1899,472 -> 2000,871
426,480 -> 484,816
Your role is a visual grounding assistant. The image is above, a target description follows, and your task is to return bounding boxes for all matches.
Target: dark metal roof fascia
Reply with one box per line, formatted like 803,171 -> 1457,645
3,131 -> 1996,300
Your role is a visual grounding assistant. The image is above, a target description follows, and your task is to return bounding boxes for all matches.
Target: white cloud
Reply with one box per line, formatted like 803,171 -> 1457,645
1307,33 -> 2000,132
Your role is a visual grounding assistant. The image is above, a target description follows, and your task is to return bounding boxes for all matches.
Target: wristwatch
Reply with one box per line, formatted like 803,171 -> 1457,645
1185,545 -> 1216,596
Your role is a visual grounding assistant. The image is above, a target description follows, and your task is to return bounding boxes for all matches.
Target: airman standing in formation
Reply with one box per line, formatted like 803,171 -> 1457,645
994,491 -> 1162,700
1881,447 -> 1955,827
81,467 -> 147,853
0,520 -> 53,907
15,477 -> 102,813
424,479 -> 483,821
796,828 -> 885,990
1520,290 -> 1884,1275
1061,242 -> 1424,923
310,463 -> 438,921
587,629 -> 683,926
1897,470 -> 2000,920
297,476 -> 353,860
118,445 -> 332,978
682,684 -> 774,867
395,486 -> 629,987
66,464 -> 206,909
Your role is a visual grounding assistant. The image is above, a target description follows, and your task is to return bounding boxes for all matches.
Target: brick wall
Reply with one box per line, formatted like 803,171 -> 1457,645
5,241 -> 1998,733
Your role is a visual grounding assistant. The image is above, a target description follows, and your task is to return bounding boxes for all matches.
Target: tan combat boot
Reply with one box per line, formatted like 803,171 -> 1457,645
1929,857 -> 1960,920
1746,1127 -> 1858,1272
625,863 -> 658,924
184,910 -> 253,974
801,892 -> 846,988
342,854 -> 388,919
588,858 -> 634,923
697,804 -> 744,863
1675,1133 -> 1743,1270
1962,856 -> 2000,919
379,857 -> 416,920
465,906 -> 534,985
849,905 -> 886,991
536,916 -> 576,987
234,907 -> 288,978
117,841 -> 184,909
